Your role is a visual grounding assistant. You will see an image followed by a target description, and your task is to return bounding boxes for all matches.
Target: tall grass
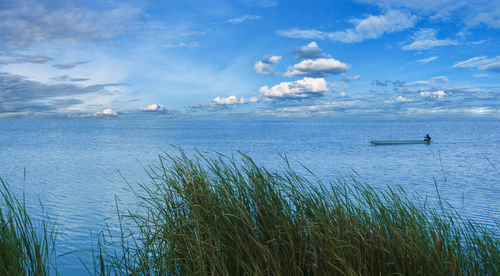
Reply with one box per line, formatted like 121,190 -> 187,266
0,178 -> 57,275
92,150 -> 499,275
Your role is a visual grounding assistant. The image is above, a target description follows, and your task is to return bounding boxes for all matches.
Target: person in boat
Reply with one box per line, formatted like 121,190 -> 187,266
424,134 -> 431,142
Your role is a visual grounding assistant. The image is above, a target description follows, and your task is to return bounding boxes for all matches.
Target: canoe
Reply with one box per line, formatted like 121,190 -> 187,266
370,140 -> 430,145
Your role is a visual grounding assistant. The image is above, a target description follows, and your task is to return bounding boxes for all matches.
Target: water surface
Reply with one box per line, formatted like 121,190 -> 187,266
1,119 -> 498,274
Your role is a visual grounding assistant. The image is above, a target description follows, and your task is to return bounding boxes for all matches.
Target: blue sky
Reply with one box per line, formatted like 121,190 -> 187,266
0,0 -> 499,118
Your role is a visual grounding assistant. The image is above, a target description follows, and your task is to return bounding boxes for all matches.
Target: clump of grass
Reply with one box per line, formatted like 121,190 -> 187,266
0,178 -> 57,275
93,149 -> 499,275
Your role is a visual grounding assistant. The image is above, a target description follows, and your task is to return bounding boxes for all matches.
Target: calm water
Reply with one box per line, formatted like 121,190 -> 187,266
1,119 -> 499,274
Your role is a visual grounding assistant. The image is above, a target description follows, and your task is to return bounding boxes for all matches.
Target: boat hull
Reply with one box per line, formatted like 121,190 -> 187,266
370,140 -> 430,145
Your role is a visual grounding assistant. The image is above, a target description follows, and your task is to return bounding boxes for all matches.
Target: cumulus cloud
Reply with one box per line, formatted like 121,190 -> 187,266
140,104 -> 165,112
259,77 -> 329,100
384,95 -> 414,103
402,28 -> 457,50
227,15 -> 261,24
453,56 -> 500,72
419,90 -> 447,100
283,58 -> 349,77
278,10 -> 416,43
213,96 -> 239,105
418,56 -> 438,64
254,55 -> 282,75
0,0 -> 144,49
92,108 -> 117,116
208,95 -> 259,108
293,42 -> 326,59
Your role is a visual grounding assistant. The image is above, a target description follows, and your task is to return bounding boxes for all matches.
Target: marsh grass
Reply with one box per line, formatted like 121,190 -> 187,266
91,150 -> 499,275
0,178 -> 57,275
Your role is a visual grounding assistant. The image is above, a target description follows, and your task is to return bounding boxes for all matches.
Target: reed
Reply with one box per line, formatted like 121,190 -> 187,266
92,150 -> 499,275
0,178 -> 57,275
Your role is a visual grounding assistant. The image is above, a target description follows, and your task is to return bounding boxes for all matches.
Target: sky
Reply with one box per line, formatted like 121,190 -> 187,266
0,0 -> 499,119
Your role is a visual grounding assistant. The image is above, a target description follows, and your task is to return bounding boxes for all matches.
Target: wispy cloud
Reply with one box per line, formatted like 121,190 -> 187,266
402,28 -> 457,50
278,10 -> 416,43
453,56 -> 500,72
53,61 -> 89,70
227,15 -> 261,24
418,56 -> 438,64
0,1 -> 145,49
0,54 -> 52,64
357,0 -> 500,28
51,75 -> 90,82
341,75 -> 361,83
0,72 -> 117,117
384,95 -> 414,103
163,42 -> 200,48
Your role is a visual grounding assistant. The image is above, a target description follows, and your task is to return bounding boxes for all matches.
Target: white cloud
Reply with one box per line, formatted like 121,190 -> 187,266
278,10 -> 416,43
418,56 -> 438,64
259,77 -> 329,100
341,75 -> 361,83
315,101 -> 354,109
227,15 -> 261,24
419,90 -> 447,100
473,73 -> 488,78
238,0 -> 277,8
239,96 -> 259,104
0,1 -> 144,49
431,76 -> 449,83
452,56 -> 500,72
293,41 -> 326,59
213,95 -> 238,105
276,29 -> 327,39
254,55 -> 282,75
405,80 -> 430,86
405,76 -> 448,86
283,58 -> 349,77
140,104 -> 165,112
93,108 -> 117,116
264,55 -> 281,64
402,28 -> 457,50
471,40 -> 487,45
356,0 -> 500,28
212,95 -> 259,106
163,42 -> 200,48
384,95 -> 414,103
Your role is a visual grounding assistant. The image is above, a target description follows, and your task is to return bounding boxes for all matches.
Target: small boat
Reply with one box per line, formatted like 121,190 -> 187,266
370,140 -> 431,145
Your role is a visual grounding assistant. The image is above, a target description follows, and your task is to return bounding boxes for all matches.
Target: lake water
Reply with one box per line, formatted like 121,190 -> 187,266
1,119 -> 499,274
